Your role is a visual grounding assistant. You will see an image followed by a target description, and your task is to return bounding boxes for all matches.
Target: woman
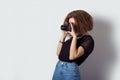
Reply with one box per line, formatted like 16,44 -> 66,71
52,10 -> 94,80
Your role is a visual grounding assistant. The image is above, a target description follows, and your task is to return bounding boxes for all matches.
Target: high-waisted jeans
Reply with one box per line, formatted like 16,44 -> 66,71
52,60 -> 81,80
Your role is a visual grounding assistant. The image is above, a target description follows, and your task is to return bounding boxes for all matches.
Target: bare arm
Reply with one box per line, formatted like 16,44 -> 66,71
68,22 -> 85,60
56,31 -> 67,56
69,36 -> 84,60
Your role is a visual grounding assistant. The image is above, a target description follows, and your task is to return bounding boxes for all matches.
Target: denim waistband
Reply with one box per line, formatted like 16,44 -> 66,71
58,60 -> 78,66
52,60 -> 81,80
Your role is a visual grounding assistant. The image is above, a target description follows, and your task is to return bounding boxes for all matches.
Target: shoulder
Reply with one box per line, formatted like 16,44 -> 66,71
78,35 -> 94,54
77,35 -> 94,47
78,35 -> 94,42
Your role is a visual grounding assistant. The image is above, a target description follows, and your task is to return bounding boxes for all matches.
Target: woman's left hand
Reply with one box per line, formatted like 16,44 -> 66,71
67,23 -> 77,37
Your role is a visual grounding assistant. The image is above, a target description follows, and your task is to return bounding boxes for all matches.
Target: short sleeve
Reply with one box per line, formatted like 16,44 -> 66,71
78,36 -> 94,55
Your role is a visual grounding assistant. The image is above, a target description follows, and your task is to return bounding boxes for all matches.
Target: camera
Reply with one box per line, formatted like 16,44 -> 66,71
61,22 -> 71,31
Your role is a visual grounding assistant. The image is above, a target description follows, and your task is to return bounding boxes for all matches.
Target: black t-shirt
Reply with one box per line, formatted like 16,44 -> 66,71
59,35 -> 94,66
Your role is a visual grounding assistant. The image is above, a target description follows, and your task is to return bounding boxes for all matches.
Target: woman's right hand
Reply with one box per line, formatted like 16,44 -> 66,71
60,30 -> 67,42
61,30 -> 67,38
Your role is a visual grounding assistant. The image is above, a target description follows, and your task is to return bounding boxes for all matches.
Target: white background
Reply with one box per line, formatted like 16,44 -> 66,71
0,0 -> 120,80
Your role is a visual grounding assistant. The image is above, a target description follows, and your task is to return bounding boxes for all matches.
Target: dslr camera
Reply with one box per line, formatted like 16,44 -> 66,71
61,22 -> 71,31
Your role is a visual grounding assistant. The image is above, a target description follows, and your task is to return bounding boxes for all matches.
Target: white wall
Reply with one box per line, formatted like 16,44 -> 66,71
0,0 -> 120,80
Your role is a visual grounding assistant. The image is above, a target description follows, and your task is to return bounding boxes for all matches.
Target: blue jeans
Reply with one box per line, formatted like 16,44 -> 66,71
52,60 -> 81,80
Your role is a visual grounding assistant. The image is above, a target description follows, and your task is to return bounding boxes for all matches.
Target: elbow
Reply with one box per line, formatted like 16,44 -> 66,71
56,52 -> 60,56
69,55 -> 76,60
69,52 -> 84,60
69,49 -> 78,60
69,51 -> 77,60
69,57 -> 74,60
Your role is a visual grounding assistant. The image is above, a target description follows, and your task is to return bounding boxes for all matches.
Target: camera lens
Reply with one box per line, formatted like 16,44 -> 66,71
61,23 -> 71,31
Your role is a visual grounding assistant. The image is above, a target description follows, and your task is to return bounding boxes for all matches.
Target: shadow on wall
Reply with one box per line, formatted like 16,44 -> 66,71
79,16 -> 116,80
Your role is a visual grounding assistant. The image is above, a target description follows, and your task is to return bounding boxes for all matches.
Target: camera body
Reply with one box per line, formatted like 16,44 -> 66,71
61,23 -> 71,31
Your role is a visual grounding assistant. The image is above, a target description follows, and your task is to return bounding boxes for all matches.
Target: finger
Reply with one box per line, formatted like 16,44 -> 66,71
67,31 -> 71,35
69,23 -> 73,30
70,23 -> 75,31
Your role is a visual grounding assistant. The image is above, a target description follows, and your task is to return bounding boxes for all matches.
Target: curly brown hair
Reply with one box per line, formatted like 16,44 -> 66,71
63,10 -> 93,35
